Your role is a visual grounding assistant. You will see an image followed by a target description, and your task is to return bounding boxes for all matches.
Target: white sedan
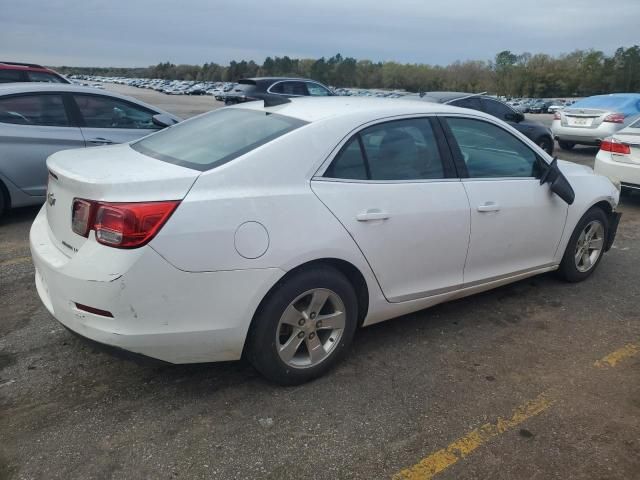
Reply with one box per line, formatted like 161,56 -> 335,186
31,97 -> 621,384
594,116 -> 640,193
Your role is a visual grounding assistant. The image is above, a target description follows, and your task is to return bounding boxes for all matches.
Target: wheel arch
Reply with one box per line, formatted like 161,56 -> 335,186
243,257 -> 370,357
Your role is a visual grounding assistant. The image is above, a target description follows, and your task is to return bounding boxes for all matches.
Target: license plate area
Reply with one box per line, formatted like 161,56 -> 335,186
567,116 -> 593,127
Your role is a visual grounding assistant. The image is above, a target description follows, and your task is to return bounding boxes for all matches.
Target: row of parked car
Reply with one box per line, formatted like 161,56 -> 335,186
1,62 -> 639,218
71,75 -> 238,98
507,98 -> 577,114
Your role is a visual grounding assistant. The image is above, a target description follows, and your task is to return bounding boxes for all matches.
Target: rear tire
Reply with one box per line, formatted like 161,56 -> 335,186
246,266 -> 358,385
0,180 -> 7,219
557,207 -> 608,282
558,140 -> 575,151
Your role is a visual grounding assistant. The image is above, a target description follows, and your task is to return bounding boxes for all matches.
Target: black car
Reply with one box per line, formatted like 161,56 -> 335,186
409,92 -> 555,155
224,77 -> 333,105
529,100 -> 553,114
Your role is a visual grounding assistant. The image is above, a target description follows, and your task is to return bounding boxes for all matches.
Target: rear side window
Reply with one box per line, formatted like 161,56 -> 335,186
325,118 -> 445,181
132,108 -> 307,171
451,97 -> 483,111
482,99 -> 513,121
0,94 -> 69,126
0,69 -> 24,83
74,94 -> 157,129
27,71 -> 66,83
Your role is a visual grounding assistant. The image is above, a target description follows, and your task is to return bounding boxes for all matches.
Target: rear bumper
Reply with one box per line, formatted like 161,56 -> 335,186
30,206 -> 284,364
594,151 -> 640,187
552,122 -> 620,145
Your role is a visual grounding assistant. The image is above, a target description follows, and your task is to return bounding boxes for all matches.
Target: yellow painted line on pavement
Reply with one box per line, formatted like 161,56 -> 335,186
0,256 -> 31,267
393,392 -> 554,480
394,340 -> 639,480
594,342 -> 640,368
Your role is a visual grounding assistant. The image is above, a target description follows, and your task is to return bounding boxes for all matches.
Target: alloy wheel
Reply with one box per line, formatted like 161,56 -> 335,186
574,220 -> 605,273
276,288 -> 346,369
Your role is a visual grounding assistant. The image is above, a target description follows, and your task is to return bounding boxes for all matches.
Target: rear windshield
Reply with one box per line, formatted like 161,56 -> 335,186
132,108 -> 306,171
571,95 -> 636,109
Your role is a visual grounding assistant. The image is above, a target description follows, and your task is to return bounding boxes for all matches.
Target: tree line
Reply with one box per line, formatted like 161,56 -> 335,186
57,46 -> 640,98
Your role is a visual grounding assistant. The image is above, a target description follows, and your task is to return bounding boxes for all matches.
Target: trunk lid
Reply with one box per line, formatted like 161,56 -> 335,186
45,143 -> 199,256
561,108 -> 610,129
611,131 -> 640,165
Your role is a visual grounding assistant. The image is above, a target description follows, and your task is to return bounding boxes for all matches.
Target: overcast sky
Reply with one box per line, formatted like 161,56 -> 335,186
2,0 -> 639,67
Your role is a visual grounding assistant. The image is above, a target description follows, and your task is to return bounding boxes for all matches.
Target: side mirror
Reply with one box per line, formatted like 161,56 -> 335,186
506,111 -> 525,123
539,158 -> 575,205
152,113 -> 179,128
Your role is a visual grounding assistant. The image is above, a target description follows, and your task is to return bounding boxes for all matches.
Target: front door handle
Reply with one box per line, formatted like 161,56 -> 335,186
477,202 -> 500,212
87,137 -> 115,145
356,209 -> 390,222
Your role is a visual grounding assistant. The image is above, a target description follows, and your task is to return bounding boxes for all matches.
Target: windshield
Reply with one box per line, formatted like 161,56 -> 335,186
571,95 -> 637,110
132,108 -> 307,171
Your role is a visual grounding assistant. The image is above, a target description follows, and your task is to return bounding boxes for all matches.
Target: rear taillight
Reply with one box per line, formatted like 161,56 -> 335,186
71,199 -> 93,237
553,112 -> 561,120
603,112 -> 625,124
72,199 -> 180,248
600,138 -> 631,155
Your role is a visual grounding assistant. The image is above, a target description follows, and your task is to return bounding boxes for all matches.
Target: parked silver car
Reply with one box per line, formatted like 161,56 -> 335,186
552,94 -> 640,150
0,83 -> 180,216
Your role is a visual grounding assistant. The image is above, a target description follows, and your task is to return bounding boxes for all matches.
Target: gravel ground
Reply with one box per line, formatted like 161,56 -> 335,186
1,86 -> 639,480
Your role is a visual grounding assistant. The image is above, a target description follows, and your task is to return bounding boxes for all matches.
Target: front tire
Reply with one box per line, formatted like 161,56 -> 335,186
557,207 -> 608,282
558,140 -> 575,151
246,266 -> 358,385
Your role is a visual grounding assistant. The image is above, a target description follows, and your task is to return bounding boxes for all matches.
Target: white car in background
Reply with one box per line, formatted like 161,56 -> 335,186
594,115 -> 640,193
31,97 -> 621,385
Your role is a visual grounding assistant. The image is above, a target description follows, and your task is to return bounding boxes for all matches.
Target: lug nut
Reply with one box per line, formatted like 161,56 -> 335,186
316,320 -> 322,328
298,331 -> 305,339
309,332 -> 315,339
310,312 -> 317,319
298,318 -> 305,326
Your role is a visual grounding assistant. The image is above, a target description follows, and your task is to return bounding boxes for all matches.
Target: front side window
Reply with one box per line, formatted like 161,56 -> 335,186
306,83 -> 331,96
445,117 -> 541,178
271,81 -> 307,96
0,94 -> 69,126
27,71 -> 66,83
132,108 -> 307,171
74,94 -> 157,129
325,118 -> 445,181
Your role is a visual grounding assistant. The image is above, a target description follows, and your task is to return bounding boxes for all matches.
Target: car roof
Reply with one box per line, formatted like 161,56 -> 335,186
0,83 -> 179,119
0,61 -> 51,72
231,95 -> 484,123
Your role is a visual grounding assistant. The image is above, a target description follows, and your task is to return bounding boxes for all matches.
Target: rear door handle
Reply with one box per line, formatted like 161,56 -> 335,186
356,210 -> 390,222
477,202 -> 500,212
87,137 -> 114,145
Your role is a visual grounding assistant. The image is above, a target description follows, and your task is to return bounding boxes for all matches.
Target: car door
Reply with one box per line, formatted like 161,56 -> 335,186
441,115 -> 568,284
71,93 -> 160,146
0,93 -> 84,197
311,117 -> 471,302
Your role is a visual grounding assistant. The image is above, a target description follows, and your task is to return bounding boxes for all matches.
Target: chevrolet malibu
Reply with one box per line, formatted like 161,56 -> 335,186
31,97 -> 621,385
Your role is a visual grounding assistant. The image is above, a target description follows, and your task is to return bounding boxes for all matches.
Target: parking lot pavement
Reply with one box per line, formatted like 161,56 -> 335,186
1,92 -> 639,480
